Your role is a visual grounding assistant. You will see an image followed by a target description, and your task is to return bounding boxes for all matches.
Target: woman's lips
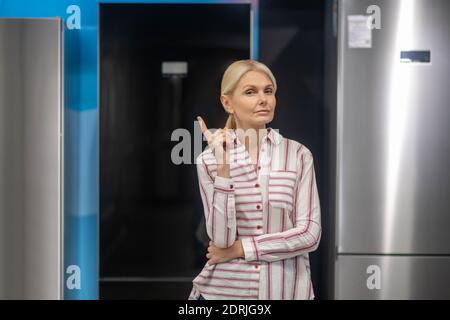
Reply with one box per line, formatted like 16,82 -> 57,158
255,110 -> 270,115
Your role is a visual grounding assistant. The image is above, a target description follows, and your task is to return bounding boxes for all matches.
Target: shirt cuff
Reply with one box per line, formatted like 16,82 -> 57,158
213,176 -> 234,193
241,237 -> 258,262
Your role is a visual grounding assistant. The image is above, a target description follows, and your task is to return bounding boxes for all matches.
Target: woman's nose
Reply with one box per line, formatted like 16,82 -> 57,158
258,91 -> 268,102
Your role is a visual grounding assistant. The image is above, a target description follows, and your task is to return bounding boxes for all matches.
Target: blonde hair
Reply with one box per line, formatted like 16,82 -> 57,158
221,59 -> 277,129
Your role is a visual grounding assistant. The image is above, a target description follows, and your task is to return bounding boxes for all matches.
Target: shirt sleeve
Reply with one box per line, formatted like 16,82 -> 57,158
241,150 -> 322,262
196,154 -> 237,249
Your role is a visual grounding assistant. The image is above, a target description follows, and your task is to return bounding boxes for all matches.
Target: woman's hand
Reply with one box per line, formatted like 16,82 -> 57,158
197,116 -> 231,178
206,240 -> 245,265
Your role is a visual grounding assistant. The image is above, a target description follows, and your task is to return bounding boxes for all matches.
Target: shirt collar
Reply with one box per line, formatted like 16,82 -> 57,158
264,127 -> 282,145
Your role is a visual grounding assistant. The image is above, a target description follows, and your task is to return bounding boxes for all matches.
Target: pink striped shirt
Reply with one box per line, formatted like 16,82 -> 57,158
188,127 -> 321,300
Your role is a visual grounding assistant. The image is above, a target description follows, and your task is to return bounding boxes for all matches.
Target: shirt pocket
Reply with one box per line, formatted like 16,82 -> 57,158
268,170 -> 297,213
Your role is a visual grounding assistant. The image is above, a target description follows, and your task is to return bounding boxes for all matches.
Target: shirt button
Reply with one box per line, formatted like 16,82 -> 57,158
256,204 -> 261,210
256,225 -> 262,229
254,265 -> 259,269
257,166 -> 261,170
255,183 -> 259,187
230,184 -> 233,189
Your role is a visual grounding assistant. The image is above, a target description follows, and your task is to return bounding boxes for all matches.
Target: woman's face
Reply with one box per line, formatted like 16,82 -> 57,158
221,70 -> 276,130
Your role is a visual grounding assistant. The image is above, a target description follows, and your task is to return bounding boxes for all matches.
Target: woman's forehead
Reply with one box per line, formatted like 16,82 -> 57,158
238,71 -> 273,88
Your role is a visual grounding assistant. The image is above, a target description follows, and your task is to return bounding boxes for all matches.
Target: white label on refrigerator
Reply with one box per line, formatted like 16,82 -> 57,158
347,15 -> 372,48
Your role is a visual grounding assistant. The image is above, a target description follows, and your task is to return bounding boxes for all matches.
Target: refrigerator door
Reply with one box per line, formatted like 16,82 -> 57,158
335,255 -> 450,299
337,0 -> 450,254
0,18 -> 64,299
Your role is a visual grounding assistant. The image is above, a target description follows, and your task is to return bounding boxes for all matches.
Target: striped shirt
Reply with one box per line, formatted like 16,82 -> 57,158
188,127 -> 321,300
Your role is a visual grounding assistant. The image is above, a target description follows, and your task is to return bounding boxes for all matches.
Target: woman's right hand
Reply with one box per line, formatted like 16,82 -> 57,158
197,116 -> 231,178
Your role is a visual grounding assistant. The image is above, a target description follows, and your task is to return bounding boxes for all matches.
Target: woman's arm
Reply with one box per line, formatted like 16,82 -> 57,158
240,150 -> 322,262
197,154 -> 237,249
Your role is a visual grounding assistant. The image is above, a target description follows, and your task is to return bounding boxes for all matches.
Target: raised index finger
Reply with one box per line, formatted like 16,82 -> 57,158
197,116 -> 212,141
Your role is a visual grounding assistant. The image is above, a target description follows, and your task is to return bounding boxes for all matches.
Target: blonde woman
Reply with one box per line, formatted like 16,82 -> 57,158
189,59 -> 321,300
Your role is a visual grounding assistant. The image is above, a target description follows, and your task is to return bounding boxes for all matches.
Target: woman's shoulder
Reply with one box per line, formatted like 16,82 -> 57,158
281,135 -> 314,160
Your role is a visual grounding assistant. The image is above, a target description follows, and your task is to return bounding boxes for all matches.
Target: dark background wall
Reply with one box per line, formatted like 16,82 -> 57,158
100,0 -> 335,300
100,3 -> 251,299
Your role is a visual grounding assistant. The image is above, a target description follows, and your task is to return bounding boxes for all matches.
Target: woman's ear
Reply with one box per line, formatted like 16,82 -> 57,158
220,94 -> 234,114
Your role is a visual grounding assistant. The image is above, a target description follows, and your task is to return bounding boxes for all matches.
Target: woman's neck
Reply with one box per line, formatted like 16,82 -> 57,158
235,124 -> 266,153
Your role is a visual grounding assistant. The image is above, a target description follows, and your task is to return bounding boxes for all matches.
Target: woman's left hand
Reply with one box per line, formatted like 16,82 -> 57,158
206,240 -> 244,265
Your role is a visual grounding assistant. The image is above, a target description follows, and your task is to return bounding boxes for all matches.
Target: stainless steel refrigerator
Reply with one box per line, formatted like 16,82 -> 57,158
335,0 -> 450,299
0,18 -> 64,299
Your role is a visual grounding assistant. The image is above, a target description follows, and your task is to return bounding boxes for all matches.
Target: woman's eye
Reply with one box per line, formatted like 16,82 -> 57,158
245,89 -> 273,95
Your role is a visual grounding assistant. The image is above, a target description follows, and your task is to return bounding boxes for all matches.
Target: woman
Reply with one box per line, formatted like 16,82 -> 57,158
188,59 -> 321,300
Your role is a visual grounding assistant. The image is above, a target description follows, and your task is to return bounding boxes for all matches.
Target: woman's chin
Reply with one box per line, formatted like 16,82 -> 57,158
242,116 -> 273,129
253,115 -> 273,126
